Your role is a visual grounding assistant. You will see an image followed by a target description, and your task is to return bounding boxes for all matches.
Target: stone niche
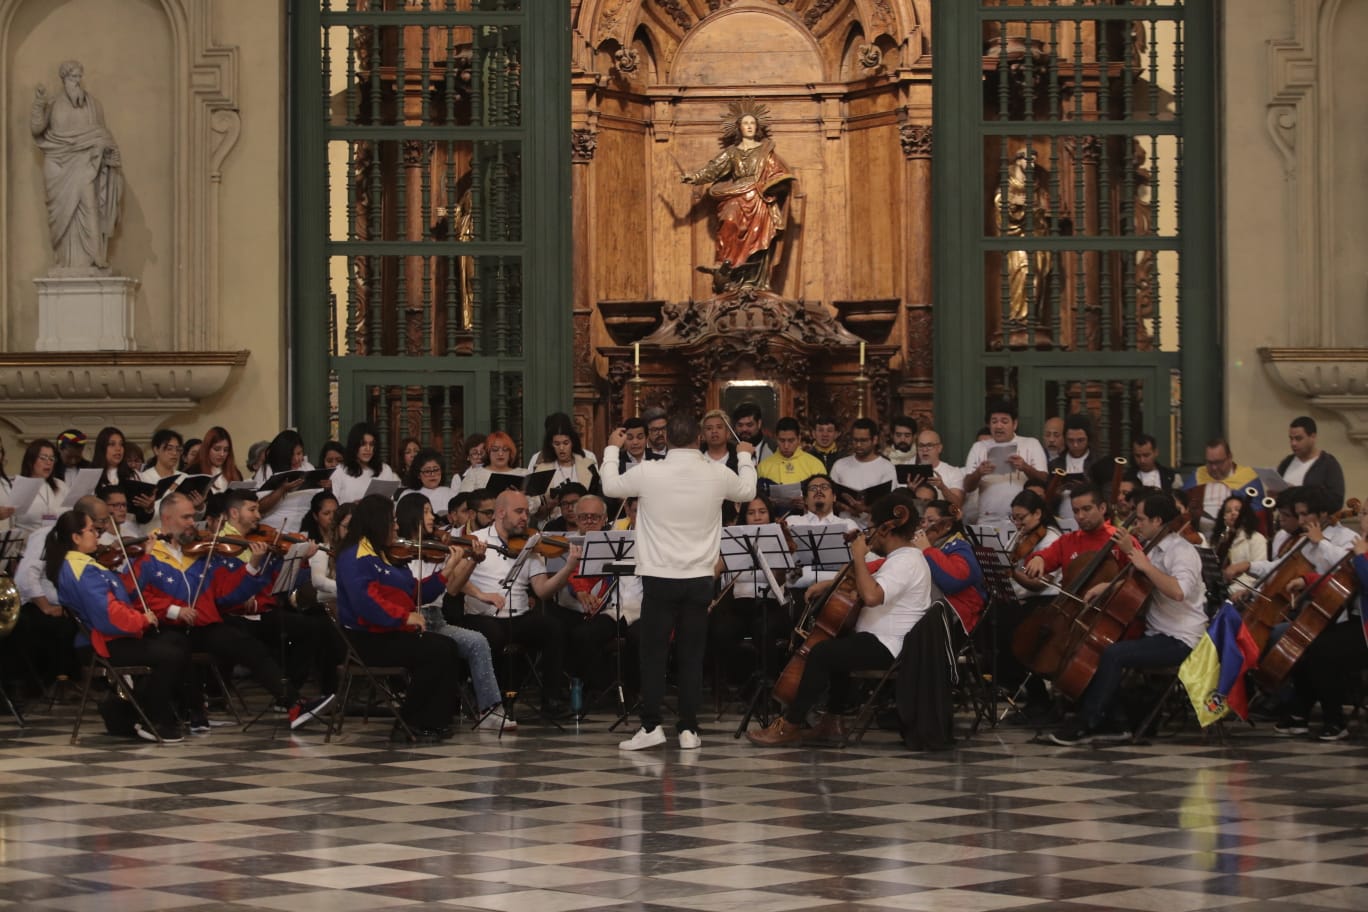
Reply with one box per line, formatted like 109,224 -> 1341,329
0,0 -> 246,438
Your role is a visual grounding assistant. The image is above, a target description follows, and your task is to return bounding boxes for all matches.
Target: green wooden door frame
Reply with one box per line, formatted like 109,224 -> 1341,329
931,0 -> 1219,467
287,1 -> 571,453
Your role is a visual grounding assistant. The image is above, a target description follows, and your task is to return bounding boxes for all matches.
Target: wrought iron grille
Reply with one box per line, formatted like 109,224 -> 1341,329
291,0 -> 569,461
934,0 -> 1215,465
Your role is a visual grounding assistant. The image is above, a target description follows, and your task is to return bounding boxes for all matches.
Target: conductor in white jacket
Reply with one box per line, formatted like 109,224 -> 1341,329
602,413 -> 756,750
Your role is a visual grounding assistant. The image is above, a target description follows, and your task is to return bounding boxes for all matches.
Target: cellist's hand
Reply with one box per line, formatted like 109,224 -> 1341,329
1303,516 -> 1324,545
849,534 -> 870,564
1284,577 -> 1306,598
1023,555 -> 1045,579
1084,582 -> 1110,603
805,579 -> 834,605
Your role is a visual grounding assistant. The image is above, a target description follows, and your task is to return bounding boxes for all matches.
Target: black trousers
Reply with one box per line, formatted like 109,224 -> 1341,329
782,631 -> 894,725
708,597 -> 790,684
458,610 -> 567,701
105,631 -> 192,726
6,603 -> 79,688
639,576 -> 712,733
187,622 -> 292,705
224,611 -> 340,694
347,630 -> 462,729
547,603 -> 638,688
992,597 -> 1051,707
1290,621 -> 1368,727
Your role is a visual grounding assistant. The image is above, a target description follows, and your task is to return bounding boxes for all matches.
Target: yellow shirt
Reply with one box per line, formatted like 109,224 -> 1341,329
757,449 -> 827,484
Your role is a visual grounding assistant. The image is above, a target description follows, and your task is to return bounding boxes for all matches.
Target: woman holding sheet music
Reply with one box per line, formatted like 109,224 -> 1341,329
329,422 -> 400,505
458,430 -> 523,494
186,426 -> 243,494
13,439 -> 69,535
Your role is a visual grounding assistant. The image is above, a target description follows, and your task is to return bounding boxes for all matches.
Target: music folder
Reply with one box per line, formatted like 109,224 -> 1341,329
832,480 -> 893,504
483,472 -> 526,495
257,468 -> 333,493
896,463 -> 934,485
522,469 -> 557,498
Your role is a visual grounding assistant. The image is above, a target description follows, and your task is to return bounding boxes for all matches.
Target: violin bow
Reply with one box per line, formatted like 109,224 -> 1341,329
114,531 -> 158,628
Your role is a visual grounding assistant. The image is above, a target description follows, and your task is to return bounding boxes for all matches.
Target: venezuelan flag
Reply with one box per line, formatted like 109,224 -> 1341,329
1178,602 -> 1260,727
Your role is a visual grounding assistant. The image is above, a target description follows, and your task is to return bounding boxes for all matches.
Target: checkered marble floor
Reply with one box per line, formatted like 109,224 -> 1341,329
1,702 -> 1367,912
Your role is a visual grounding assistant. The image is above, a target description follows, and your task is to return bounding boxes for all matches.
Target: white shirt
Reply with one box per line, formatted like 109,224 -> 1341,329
925,461 -> 966,496
1143,534 -> 1208,648
309,548 -> 336,599
855,545 -> 932,658
831,455 -> 898,494
600,445 -> 756,579
329,463 -> 400,504
1224,529 -> 1268,591
1280,454 -> 1318,487
964,435 -> 1049,524
414,485 -> 455,516
1009,527 -> 1061,600
1136,468 -> 1163,489
15,478 -> 69,535
14,526 -> 59,605
464,524 -> 547,617
1303,522 -> 1355,575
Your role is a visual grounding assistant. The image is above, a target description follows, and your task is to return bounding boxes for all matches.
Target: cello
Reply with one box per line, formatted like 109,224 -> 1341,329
1051,515 -> 1182,701
1233,537 -> 1311,654
773,522 -> 882,706
1254,550 -> 1360,691
1011,541 -> 1120,677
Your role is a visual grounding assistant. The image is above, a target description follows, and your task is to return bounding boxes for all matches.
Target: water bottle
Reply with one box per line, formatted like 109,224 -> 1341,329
569,678 -> 584,715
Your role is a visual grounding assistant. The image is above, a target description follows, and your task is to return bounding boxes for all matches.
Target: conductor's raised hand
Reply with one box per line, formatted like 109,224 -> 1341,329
607,426 -> 627,449
736,441 -> 756,458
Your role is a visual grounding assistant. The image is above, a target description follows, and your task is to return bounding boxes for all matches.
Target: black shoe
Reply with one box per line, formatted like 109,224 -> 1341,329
135,722 -> 184,744
1316,723 -> 1349,742
188,715 -> 211,734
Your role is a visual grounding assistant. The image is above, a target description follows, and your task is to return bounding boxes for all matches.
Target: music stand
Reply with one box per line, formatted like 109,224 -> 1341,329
971,543 -> 1018,723
578,530 -> 636,728
0,531 -> 28,577
784,524 -> 851,648
243,541 -> 315,736
494,536 -> 564,734
718,524 -> 795,738
1195,546 -> 1223,614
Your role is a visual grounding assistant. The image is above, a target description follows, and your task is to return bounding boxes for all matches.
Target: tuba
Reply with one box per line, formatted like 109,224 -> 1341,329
0,576 -> 20,637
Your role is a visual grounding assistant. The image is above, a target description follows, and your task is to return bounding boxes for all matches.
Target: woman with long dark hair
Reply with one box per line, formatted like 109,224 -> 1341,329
46,508 -> 191,742
1214,494 -> 1267,595
255,429 -> 315,533
334,494 -> 471,740
403,449 -> 454,516
393,495 -> 509,730
13,439 -> 69,535
330,422 -> 399,505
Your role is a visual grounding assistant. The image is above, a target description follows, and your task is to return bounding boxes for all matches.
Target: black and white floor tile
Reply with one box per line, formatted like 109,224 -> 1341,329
2,701 -> 1366,912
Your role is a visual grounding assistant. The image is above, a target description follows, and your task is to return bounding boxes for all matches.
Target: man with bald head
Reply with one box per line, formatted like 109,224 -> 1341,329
461,489 -> 580,716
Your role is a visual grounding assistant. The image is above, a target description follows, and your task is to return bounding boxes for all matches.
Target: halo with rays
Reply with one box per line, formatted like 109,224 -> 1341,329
718,97 -> 773,146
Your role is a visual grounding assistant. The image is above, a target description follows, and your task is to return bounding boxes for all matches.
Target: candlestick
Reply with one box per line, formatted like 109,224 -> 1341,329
859,341 -> 865,367
633,342 -> 640,369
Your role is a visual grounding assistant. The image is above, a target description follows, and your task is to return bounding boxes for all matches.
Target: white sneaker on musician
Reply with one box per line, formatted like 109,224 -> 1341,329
477,709 -> 517,733
619,726 -> 667,751
678,729 -> 701,750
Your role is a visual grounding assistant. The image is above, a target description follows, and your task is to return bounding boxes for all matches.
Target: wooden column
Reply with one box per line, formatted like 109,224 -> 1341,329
900,122 -> 934,427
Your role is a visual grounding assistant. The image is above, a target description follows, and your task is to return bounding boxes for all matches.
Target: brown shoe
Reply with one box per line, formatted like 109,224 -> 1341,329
746,717 -> 807,747
807,712 -> 848,745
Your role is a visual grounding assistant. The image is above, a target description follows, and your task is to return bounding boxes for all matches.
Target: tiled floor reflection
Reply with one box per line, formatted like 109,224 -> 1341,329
1,707 -> 1366,911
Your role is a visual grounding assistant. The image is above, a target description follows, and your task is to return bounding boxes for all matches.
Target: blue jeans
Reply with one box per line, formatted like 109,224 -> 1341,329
421,606 -> 501,712
1078,633 -> 1191,729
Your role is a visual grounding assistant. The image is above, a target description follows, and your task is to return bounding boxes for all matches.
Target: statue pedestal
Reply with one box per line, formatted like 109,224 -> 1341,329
34,275 -> 138,351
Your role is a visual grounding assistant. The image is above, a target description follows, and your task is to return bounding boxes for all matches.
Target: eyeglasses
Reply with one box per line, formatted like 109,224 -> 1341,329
577,513 -> 606,522
35,453 -> 56,463
806,484 -> 832,493
419,466 -> 442,475
475,508 -> 495,516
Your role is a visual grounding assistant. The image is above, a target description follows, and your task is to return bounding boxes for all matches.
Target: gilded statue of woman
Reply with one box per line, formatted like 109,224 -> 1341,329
682,99 -> 795,294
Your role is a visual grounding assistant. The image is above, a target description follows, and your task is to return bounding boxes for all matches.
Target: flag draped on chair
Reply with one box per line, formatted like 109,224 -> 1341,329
1178,602 -> 1260,727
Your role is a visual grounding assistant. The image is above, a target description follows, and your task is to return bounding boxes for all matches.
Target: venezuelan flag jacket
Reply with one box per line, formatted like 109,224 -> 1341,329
57,552 -> 152,657
131,534 -> 271,626
335,537 -> 448,632
922,534 -> 989,634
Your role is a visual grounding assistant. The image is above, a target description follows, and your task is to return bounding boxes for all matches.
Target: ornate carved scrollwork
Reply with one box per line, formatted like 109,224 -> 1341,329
857,44 -> 883,71
613,46 -> 639,73
803,0 -> 840,29
652,0 -> 693,31
900,124 -> 932,160
571,127 -> 599,164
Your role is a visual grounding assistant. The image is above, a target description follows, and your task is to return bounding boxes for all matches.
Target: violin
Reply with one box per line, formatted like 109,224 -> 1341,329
95,536 -> 150,569
1010,524 -> 1047,565
503,533 -> 572,558
387,536 -> 484,564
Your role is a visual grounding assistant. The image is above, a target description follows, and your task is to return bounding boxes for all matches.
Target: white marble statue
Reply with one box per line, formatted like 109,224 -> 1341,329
30,60 -> 122,274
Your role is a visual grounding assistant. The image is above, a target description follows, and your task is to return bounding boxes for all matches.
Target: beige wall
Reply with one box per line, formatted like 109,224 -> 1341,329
1223,0 -> 1368,499
0,0 -> 286,467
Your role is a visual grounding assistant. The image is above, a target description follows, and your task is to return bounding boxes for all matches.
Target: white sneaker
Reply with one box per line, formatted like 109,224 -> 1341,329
678,730 -> 701,750
477,709 -> 517,733
618,726 -> 667,751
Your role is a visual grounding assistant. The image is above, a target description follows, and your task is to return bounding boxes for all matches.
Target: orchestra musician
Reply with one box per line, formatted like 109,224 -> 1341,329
605,413 -> 756,752
996,490 -> 1061,721
912,500 -> 987,636
1274,486 -> 1361,740
334,494 -> 474,741
708,496 -> 792,688
134,492 -> 332,732
47,507 -> 192,743
1048,491 -> 1207,745
391,495 -> 509,732
1023,484 -> 1129,585
1214,494 -> 1268,595
747,490 -> 932,747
